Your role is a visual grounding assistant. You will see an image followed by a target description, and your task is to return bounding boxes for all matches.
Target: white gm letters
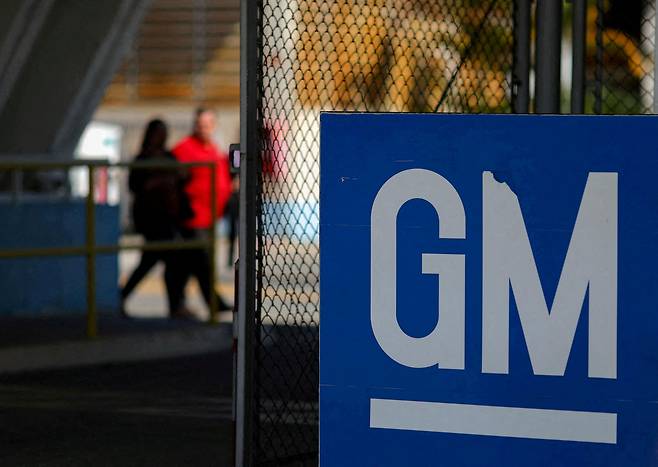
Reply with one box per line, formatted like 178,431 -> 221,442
370,169 -> 618,379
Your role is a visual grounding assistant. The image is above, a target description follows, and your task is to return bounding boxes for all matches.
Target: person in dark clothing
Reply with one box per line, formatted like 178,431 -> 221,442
120,119 -> 193,318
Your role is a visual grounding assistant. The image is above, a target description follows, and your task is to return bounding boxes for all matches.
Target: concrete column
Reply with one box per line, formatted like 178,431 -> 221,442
0,1 -> 55,116
0,0 -> 151,157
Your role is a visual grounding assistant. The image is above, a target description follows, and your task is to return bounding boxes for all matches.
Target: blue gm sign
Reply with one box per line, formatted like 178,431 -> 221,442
320,113 -> 658,466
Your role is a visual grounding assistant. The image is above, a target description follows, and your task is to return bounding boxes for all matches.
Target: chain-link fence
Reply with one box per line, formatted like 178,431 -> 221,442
252,1 -> 516,465
593,0 -> 655,114
241,0 -> 658,465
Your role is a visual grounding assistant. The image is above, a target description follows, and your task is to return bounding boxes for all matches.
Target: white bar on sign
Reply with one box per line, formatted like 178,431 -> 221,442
370,398 -> 617,444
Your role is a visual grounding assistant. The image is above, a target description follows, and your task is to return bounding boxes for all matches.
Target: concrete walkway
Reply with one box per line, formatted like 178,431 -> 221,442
0,313 -> 233,374
0,350 -> 235,466
0,240 -> 238,465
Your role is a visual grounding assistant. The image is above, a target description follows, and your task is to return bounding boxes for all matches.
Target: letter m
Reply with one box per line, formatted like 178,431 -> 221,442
482,172 -> 617,379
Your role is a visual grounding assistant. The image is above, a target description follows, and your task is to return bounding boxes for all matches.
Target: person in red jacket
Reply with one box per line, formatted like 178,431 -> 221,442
169,108 -> 233,315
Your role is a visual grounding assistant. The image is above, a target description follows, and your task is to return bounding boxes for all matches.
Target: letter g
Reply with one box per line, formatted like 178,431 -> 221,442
371,169 -> 466,369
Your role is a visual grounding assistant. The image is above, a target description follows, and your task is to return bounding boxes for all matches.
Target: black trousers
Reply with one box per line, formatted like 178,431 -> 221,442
167,228 -> 225,312
121,249 -> 180,312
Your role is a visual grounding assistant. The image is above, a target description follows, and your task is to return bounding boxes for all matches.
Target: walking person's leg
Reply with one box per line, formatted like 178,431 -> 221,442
165,228 -> 197,318
164,250 -> 195,316
121,251 -> 160,303
188,229 -> 231,311
120,250 -> 166,317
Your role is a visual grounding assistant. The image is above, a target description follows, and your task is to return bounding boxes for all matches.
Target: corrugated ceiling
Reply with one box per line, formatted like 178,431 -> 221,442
104,0 -> 239,106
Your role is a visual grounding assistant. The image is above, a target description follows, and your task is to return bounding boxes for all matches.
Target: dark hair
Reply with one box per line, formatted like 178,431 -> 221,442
140,119 -> 168,154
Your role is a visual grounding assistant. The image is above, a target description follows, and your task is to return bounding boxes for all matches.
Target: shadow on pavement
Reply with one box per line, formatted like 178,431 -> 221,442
0,351 -> 234,466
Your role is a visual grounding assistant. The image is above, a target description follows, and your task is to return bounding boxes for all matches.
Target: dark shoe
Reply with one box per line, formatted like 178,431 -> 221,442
170,306 -> 198,320
217,295 -> 232,312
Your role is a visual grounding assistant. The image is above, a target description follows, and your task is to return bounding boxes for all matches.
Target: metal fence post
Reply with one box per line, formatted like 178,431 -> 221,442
594,0 -> 604,114
535,0 -> 563,113
512,0 -> 531,113
209,162 -> 218,323
236,0 -> 259,464
571,0 -> 587,114
86,164 -> 97,339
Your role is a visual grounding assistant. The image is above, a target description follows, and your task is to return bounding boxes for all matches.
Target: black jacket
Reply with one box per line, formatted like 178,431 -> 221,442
129,150 -> 192,239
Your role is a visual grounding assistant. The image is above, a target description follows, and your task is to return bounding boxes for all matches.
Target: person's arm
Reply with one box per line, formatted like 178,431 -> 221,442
128,155 -> 146,193
214,155 -> 232,218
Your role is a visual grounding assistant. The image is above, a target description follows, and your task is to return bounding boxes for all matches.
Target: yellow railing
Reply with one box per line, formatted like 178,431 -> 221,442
0,159 -> 220,338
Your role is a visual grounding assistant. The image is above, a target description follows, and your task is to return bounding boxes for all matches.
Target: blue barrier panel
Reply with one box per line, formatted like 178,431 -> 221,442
320,113 -> 658,466
262,200 -> 319,243
0,201 -> 119,314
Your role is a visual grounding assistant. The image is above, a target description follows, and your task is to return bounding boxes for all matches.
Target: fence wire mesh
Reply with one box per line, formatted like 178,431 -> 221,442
593,0 -> 655,114
254,0 -> 515,465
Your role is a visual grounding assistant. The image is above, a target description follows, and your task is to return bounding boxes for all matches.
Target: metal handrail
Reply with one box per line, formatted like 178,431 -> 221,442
0,159 -> 221,337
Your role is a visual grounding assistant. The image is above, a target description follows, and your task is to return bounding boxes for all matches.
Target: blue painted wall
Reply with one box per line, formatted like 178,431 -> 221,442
0,201 -> 119,314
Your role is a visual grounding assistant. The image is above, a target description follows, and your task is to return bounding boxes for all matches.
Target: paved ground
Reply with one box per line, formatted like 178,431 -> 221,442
0,238 -> 323,466
0,243 -> 237,465
0,350 -> 234,466
0,313 -> 233,350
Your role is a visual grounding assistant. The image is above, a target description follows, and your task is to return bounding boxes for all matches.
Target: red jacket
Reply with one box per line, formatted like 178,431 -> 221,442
172,135 -> 232,229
